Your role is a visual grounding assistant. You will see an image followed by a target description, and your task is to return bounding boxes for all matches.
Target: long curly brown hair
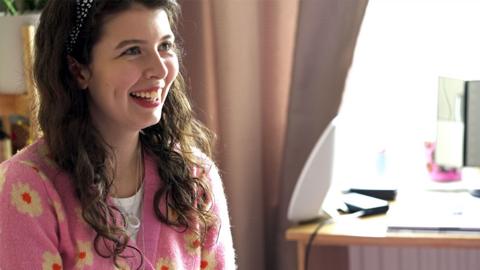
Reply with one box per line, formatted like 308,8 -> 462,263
33,0 -> 216,267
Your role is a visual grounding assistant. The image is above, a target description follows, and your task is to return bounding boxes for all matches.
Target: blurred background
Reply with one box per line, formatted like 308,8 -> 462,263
177,1 -> 366,269
177,1 -> 480,269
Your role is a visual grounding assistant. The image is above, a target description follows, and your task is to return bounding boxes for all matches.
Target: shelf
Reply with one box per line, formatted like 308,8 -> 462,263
0,93 -> 29,117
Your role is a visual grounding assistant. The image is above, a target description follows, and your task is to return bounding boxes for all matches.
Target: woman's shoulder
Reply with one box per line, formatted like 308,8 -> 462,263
190,147 -> 218,177
0,140 -> 62,224
146,146 -> 217,175
0,139 -> 59,183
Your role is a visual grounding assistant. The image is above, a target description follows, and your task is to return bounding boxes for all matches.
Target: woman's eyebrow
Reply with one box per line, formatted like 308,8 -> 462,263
115,35 -> 175,50
115,39 -> 146,50
162,34 -> 175,41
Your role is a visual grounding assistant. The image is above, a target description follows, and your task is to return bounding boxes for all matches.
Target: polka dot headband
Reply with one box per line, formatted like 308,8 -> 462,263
67,0 -> 94,54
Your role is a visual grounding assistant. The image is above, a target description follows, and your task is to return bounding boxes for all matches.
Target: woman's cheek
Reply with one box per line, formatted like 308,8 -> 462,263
113,68 -> 143,90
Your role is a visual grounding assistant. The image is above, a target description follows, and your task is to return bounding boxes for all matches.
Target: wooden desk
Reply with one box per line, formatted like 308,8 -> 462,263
286,210 -> 480,270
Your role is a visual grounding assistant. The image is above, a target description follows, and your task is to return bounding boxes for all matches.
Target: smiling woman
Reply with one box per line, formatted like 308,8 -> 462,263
70,5 -> 179,139
0,0 -> 236,269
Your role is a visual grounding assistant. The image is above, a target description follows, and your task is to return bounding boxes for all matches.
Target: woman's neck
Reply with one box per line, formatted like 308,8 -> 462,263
106,132 -> 143,198
90,113 -> 144,197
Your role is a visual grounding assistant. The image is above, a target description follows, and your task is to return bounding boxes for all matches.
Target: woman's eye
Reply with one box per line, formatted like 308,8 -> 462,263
159,41 -> 175,52
122,46 -> 141,56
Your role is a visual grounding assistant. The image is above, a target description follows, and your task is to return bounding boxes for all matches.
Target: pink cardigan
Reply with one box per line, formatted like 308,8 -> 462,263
0,140 -> 236,269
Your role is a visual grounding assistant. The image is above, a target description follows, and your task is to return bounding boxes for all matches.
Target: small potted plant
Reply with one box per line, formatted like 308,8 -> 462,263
0,0 -> 46,94
1,0 -> 47,15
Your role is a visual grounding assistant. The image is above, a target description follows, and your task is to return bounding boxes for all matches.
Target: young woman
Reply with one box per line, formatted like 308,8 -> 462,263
0,0 -> 236,269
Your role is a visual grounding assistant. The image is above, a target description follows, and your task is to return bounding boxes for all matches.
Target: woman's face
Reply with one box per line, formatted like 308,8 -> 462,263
82,4 -> 179,136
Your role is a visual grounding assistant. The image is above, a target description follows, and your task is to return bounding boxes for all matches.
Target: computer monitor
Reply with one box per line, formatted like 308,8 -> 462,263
435,77 -> 480,196
435,77 -> 480,168
287,117 -> 336,223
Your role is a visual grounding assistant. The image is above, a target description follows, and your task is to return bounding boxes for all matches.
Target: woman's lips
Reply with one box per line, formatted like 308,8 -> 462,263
130,88 -> 162,108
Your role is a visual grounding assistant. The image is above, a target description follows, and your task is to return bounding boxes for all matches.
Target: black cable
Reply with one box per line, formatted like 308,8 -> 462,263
304,220 -> 323,270
304,211 -> 365,270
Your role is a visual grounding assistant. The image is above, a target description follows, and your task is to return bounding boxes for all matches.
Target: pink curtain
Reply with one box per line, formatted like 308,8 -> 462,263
179,0 -> 368,269
276,1 -> 368,269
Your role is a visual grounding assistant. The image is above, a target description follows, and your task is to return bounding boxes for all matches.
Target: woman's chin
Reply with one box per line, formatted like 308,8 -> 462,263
140,116 -> 162,131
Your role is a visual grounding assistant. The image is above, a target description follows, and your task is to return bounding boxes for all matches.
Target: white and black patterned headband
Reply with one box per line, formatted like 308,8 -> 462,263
67,0 -> 94,54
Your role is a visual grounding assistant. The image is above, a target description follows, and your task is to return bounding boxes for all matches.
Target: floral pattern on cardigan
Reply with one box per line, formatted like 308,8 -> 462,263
0,140 -> 236,269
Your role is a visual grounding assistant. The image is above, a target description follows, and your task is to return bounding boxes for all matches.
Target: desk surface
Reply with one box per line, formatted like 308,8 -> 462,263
286,212 -> 480,248
286,191 -> 480,270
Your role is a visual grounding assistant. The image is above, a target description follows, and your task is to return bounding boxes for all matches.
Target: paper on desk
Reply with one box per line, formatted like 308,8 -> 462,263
387,191 -> 480,232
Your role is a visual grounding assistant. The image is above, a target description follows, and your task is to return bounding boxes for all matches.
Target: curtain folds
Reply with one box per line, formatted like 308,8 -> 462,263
179,1 -> 368,269
276,1 -> 368,269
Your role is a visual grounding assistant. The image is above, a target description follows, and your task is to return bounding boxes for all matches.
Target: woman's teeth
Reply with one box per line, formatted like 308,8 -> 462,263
130,90 -> 159,101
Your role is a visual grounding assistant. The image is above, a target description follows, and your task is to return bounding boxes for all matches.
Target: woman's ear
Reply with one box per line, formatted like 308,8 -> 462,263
67,55 -> 91,89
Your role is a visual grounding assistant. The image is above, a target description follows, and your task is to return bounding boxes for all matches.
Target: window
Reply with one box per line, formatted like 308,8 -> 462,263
333,0 -> 480,188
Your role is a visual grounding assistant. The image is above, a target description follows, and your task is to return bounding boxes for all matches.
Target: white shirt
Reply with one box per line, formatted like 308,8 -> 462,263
111,184 -> 144,240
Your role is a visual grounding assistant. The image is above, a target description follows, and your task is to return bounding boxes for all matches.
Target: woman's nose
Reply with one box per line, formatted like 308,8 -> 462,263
144,53 -> 168,80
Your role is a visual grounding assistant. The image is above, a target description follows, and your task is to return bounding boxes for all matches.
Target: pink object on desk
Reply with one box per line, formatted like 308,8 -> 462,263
425,142 -> 461,182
